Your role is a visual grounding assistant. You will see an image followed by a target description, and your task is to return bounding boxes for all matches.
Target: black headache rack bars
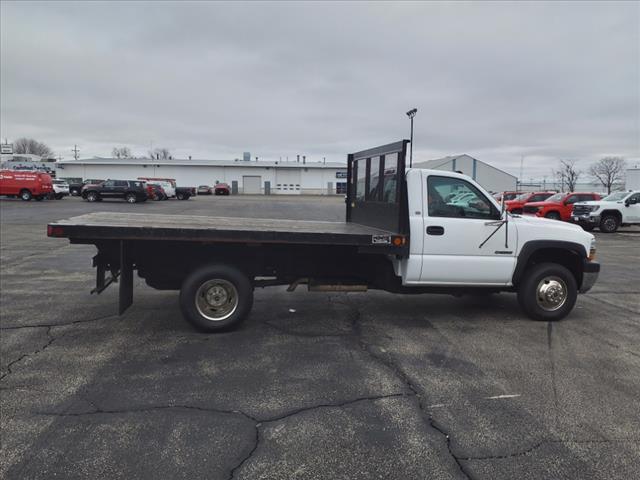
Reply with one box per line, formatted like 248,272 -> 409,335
346,140 -> 410,236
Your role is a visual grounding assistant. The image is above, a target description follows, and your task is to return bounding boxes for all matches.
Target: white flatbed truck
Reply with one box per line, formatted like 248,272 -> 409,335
48,140 -> 599,332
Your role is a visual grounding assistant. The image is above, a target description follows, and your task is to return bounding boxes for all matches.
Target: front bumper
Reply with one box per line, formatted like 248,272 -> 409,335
579,260 -> 600,293
572,214 -> 600,225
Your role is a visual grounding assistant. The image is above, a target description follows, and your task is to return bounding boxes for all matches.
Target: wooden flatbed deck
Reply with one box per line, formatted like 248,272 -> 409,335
48,212 -> 404,249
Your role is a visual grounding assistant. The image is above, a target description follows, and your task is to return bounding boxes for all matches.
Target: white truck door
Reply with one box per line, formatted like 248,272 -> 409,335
624,192 -> 640,221
420,172 -> 517,285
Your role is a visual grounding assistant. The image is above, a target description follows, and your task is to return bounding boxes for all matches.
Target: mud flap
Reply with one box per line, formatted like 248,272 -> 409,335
119,240 -> 133,315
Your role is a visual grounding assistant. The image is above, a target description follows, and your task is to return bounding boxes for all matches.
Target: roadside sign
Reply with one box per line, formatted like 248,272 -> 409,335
1,144 -> 13,154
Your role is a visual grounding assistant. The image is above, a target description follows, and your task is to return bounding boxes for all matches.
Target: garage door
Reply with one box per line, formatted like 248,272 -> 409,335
275,168 -> 301,195
242,176 -> 262,194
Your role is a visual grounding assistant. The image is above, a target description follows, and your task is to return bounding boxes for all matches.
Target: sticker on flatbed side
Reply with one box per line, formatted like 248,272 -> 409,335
372,235 -> 391,245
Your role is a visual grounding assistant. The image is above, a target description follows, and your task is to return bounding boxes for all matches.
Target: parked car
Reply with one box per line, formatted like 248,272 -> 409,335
214,182 -> 231,195
82,179 -> 148,203
0,170 -> 54,201
523,192 -> 602,221
505,191 -> 556,214
198,185 -> 213,195
51,179 -> 70,199
572,190 -> 640,233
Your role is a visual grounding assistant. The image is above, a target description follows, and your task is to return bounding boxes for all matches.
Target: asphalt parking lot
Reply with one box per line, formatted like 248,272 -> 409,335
1,195 -> 639,479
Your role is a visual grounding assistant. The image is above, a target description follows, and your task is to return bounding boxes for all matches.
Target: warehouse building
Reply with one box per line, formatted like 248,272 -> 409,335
413,154 -> 517,193
55,157 -> 348,195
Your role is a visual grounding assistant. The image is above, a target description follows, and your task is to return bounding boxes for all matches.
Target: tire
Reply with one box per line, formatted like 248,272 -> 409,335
35,196 -> 44,201
179,264 -> 253,332
20,189 -> 32,201
125,193 -> 138,204
512,208 -> 523,215
545,211 -> 561,220
176,192 -> 185,200
581,225 -> 594,232
55,193 -> 63,200
599,214 -> 619,233
70,188 -> 80,196
517,262 -> 578,321
86,191 -> 99,202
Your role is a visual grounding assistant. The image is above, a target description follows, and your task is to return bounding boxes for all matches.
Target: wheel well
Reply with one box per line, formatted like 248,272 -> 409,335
600,209 -> 621,221
544,210 -> 560,217
517,247 -> 582,287
20,188 -> 31,194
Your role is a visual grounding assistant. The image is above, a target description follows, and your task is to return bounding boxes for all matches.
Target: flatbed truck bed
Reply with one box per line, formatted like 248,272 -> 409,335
48,212 -> 406,249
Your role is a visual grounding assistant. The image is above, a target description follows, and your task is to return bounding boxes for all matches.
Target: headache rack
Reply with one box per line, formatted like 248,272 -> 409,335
346,140 -> 410,235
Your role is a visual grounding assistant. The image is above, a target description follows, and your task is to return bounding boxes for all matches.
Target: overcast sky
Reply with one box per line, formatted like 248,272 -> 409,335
1,1 -> 638,179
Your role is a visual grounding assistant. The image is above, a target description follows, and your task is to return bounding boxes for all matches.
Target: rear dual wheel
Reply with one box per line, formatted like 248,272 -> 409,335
179,264 -> 253,332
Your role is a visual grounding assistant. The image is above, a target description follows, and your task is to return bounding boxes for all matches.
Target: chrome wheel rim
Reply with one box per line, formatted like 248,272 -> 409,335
536,276 -> 568,312
195,279 -> 238,321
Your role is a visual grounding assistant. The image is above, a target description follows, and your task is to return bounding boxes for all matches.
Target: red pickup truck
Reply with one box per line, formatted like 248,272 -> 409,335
505,191 -> 556,214
0,170 -> 54,201
523,192 -> 602,221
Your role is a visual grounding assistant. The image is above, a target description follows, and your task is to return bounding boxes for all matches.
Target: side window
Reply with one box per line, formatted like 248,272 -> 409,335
427,176 -> 499,219
103,180 -> 115,187
565,195 -> 580,204
628,193 -> 640,204
582,194 -> 596,202
115,180 -> 128,187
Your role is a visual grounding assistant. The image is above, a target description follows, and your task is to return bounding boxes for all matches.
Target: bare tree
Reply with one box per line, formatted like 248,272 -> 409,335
554,159 -> 581,192
147,147 -> 172,160
13,138 -> 53,157
112,147 -> 132,159
589,156 -> 626,194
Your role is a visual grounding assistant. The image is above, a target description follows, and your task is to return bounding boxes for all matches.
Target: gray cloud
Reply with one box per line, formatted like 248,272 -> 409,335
1,1 -> 638,178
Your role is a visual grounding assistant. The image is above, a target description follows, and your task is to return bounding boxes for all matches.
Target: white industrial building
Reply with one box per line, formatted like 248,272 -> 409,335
413,154 -> 518,193
55,157 -> 348,195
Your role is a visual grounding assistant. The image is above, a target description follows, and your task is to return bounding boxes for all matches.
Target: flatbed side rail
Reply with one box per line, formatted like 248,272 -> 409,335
346,140 -> 410,235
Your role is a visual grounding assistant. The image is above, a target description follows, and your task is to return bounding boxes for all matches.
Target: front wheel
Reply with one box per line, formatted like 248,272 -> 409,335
125,193 -> 138,203
545,211 -> 561,220
179,264 -> 253,332
517,263 -> 577,321
599,214 -> 619,233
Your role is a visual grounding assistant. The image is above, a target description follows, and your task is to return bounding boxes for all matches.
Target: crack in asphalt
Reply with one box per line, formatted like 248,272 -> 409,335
35,393 -> 410,480
461,437 -> 640,461
345,296 -> 474,480
0,326 -> 58,381
0,313 -> 118,331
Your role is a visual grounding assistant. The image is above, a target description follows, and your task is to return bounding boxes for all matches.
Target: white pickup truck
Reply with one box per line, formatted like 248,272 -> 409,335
572,190 -> 640,233
48,140 -> 600,332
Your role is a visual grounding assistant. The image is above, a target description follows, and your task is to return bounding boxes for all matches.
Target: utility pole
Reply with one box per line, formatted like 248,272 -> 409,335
406,108 -> 417,168
72,145 -> 80,160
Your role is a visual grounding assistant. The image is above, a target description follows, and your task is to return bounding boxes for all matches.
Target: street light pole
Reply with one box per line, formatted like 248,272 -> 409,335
406,108 -> 417,167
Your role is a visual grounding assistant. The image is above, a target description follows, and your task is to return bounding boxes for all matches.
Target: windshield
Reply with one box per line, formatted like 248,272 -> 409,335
602,191 -> 629,201
514,193 -> 529,201
546,193 -> 564,202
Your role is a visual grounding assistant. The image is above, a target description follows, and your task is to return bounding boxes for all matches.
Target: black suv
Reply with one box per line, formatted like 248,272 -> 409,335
82,180 -> 148,203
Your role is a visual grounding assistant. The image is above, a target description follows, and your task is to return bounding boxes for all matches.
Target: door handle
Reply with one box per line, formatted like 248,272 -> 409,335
426,226 -> 444,235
